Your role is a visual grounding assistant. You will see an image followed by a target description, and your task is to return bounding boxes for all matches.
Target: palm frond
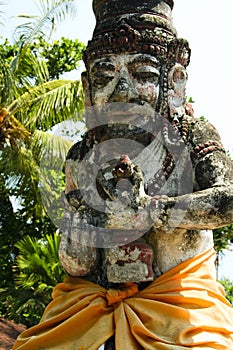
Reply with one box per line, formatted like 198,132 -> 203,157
10,47 -> 50,87
8,79 -> 84,131
14,0 -> 77,45
10,0 -> 76,76
0,56 -> 17,106
32,129 -> 73,162
1,131 -> 72,222
45,233 -> 60,258
0,1 -> 5,28
15,233 -> 65,288
1,146 -> 44,217
32,130 -> 72,227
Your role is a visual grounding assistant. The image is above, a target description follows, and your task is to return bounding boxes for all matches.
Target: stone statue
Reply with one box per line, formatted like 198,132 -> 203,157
60,0 -> 233,286
13,1 -> 233,349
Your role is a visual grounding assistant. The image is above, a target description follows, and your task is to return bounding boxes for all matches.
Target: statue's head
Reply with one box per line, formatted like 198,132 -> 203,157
82,0 -> 191,126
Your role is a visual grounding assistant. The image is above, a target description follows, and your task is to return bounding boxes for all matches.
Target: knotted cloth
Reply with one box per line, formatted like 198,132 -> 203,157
13,248 -> 233,350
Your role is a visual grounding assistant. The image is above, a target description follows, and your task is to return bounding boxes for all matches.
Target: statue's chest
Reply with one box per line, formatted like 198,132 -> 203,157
125,137 -> 193,197
75,127 -> 193,202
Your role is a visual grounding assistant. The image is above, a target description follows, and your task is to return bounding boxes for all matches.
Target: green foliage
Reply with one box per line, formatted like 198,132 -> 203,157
187,96 -> 195,104
0,233 -> 66,327
0,36 -> 85,80
214,226 -> 233,253
32,37 -> 85,79
0,153 -> 57,294
0,0 -> 84,325
219,278 -> 233,305
15,234 -> 64,288
0,175 -> 19,288
0,38 -> 18,64
0,0 -> 85,147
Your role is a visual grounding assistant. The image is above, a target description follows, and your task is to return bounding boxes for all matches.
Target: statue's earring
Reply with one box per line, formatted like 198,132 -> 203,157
167,64 -> 188,120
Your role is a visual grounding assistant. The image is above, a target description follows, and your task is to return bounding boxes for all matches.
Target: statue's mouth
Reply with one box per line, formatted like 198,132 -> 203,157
85,102 -> 161,134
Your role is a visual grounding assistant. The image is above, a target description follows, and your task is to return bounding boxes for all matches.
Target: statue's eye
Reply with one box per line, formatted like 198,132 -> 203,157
92,73 -> 115,87
133,66 -> 160,84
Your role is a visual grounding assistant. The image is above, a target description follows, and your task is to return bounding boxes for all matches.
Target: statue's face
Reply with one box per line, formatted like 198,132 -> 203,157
85,53 -> 162,135
88,53 -> 161,109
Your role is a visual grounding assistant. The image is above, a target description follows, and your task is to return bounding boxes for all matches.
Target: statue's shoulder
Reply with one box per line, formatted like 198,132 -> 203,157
185,115 -> 224,147
184,115 -> 226,166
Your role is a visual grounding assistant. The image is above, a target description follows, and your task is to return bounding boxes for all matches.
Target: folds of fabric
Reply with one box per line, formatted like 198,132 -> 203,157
13,248 -> 233,350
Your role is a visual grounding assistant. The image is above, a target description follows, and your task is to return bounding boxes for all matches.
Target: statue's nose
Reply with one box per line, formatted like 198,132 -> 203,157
109,75 -> 138,102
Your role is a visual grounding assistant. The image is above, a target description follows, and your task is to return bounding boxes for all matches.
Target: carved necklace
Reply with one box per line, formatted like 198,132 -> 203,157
146,115 -> 189,196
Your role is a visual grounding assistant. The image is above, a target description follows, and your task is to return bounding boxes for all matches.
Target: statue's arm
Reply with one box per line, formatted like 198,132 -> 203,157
59,140 -> 101,277
159,120 -> 233,230
166,168 -> 233,230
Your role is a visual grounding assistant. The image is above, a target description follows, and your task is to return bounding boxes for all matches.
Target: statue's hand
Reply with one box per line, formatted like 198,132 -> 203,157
104,194 -> 174,233
149,195 -> 173,229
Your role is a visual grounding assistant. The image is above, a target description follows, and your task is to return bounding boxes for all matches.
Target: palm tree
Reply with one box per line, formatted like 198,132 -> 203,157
0,0 -> 83,141
0,0 -> 84,218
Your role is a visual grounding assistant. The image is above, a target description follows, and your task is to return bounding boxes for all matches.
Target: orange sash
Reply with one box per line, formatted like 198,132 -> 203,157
13,248 -> 233,349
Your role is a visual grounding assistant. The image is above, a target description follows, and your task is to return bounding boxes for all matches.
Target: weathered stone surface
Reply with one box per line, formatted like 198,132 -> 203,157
59,0 -> 233,296
104,241 -> 154,282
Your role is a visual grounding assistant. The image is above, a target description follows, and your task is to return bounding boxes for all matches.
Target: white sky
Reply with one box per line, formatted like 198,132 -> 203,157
2,0 -> 233,280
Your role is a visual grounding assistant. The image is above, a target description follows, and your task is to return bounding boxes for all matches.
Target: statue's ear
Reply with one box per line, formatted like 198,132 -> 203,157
167,64 -> 188,119
81,71 -> 92,106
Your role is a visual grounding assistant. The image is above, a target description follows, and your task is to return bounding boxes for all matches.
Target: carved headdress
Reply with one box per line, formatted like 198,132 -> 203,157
83,0 -> 191,68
